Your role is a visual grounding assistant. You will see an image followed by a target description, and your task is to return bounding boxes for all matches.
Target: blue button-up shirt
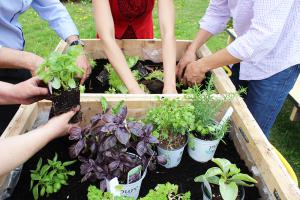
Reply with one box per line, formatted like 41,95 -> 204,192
0,0 -> 79,50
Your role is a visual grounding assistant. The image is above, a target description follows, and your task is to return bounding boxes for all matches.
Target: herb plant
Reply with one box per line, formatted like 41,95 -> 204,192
87,185 -> 133,200
30,153 -> 76,200
194,158 -> 257,200
140,182 -> 191,200
146,98 -> 194,147
69,98 -> 166,190
37,46 -> 85,90
184,78 -> 242,140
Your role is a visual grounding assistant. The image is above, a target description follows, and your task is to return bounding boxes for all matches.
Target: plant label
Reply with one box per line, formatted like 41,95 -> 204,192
127,165 -> 142,184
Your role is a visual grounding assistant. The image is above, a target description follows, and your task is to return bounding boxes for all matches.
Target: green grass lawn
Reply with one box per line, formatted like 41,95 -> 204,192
19,0 -> 299,184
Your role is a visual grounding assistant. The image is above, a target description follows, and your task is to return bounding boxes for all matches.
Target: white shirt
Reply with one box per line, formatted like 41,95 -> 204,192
199,0 -> 300,80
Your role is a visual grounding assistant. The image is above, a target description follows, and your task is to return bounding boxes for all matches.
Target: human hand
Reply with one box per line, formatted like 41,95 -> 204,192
76,54 -> 92,84
183,59 -> 209,87
177,51 -> 197,80
12,77 -> 48,104
44,106 -> 80,139
26,53 -> 44,76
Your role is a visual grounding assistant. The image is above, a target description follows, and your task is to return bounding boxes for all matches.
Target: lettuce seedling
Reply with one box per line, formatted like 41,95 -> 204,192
140,182 -> 190,200
30,153 -> 76,200
194,158 -> 257,200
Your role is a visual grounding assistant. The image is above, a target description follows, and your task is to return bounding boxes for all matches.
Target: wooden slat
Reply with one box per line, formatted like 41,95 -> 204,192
289,76 -> 300,121
212,67 -> 300,200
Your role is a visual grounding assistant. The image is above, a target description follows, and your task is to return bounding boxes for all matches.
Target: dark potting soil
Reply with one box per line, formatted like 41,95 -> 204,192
49,87 -> 81,123
160,134 -> 187,150
84,59 -> 211,94
8,135 -> 260,200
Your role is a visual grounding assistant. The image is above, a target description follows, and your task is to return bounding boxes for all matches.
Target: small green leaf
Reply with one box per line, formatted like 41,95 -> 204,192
46,185 -> 53,194
53,153 -> 58,162
79,85 -> 85,93
51,77 -> 61,89
30,180 -> 34,190
36,158 -> 43,171
32,184 -> 39,200
219,179 -> 238,200
228,164 -> 240,177
100,96 -> 108,113
62,160 -> 76,167
205,167 -> 223,178
49,169 -> 57,179
40,165 -> 50,176
68,79 -> 76,88
212,158 -> 232,174
54,182 -> 61,191
67,171 -> 76,176
194,175 -> 206,183
31,174 -> 41,181
40,186 -> 46,197
229,173 -> 257,184
206,176 -> 220,185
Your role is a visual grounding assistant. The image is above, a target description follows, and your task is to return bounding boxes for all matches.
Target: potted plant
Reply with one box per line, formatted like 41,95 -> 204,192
30,153 -> 76,200
69,97 -> 166,199
194,158 -> 257,200
146,98 -> 195,168
37,46 -> 91,123
185,79 -> 240,162
87,185 -> 133,200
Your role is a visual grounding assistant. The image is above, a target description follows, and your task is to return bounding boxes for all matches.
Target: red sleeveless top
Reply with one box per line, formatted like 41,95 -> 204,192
97,0 -> 155,39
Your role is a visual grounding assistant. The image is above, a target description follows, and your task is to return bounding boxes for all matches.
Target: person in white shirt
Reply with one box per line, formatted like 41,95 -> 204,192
177,0 -> 300,138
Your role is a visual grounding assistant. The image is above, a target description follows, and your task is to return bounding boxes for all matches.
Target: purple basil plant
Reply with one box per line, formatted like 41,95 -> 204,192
68,98 -> 166,190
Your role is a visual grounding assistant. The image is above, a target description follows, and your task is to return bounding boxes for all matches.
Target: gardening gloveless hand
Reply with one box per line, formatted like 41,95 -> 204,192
0,108 -> 78,176
182,59 -> 209,87
0,77 -> 48,105
177,50 -> 197,81
76,54 -> 92,84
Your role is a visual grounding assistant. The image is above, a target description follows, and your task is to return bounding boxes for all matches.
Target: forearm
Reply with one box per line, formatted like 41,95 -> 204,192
102,39 -> 141,91
0,82 -> 18,105
0,125 -> 55,176
0,47 -> 39,71
200,48 -> 240,72
187,29 -> 213,55
158,0 -> 176,89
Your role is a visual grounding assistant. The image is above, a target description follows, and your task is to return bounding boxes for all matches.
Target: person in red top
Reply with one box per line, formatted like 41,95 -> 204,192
93,0 -> 176,94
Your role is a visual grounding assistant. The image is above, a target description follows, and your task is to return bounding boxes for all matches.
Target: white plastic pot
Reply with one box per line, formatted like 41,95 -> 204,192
188,134 -> 220,163
107,169 -> 147,200
157,139 -> 187,168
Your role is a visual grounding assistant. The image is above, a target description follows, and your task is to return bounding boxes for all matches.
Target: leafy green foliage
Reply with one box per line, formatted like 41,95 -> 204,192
105,55 -> 140,94
184,78 -> 241,140
194,158 -> 257,200
146,98 -> 194,141
30,153 -> 76,200
37,46 -> 85,90
144,70 -> 164,82
140,182 -> 190,200
87,185 -> 134,200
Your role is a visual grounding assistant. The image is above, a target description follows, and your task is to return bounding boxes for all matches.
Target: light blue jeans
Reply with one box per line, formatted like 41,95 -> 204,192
231,64 -> 300,138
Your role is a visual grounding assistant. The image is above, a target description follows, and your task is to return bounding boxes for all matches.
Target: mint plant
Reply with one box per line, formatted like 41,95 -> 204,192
87,185 -> 133,200
30,153 -> 76,200
37,46 -> 85,90
194,158 -> 257,200
146,98 -> 194,148
140,182 -> 190,200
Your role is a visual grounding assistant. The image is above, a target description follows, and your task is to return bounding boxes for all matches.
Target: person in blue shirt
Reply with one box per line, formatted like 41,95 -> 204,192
0,0 -> 91,134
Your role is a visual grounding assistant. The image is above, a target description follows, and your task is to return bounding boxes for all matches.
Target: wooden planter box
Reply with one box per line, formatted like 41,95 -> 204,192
1,39 -> 299,200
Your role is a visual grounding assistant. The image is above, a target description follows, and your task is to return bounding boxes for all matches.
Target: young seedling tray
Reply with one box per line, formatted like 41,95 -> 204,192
0,39 -> 299,200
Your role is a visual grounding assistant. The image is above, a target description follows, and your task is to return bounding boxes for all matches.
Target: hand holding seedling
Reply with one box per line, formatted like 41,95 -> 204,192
0,77 -> 48,105
44,106 -> 80,139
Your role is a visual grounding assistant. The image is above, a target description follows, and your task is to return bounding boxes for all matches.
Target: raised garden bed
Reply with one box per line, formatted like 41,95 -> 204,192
0,39 -> 299,200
